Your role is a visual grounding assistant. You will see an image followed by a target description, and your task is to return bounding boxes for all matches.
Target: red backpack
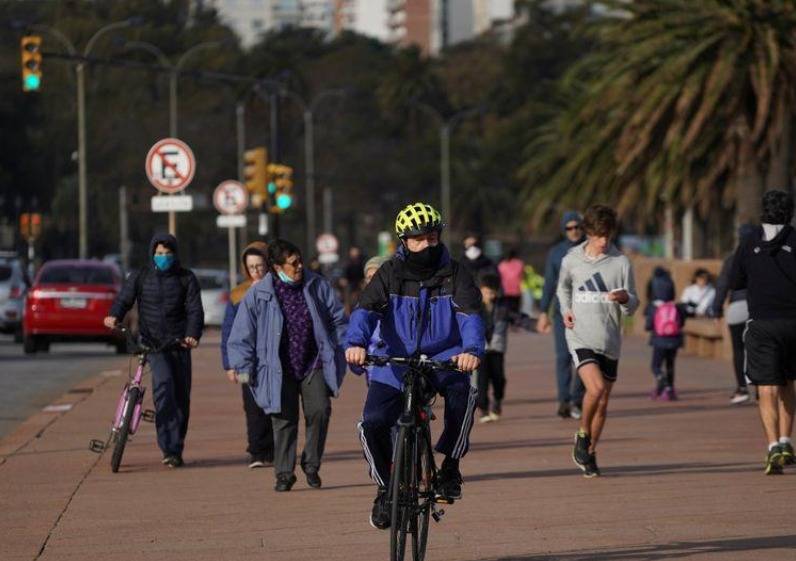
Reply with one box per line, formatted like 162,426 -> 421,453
653,302 -> 681,337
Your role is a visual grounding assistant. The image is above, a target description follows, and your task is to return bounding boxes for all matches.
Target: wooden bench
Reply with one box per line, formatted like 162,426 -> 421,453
682,318 -> 725,359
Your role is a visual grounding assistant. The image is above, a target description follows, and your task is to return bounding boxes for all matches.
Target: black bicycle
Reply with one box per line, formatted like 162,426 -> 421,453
365,354 -> 460,561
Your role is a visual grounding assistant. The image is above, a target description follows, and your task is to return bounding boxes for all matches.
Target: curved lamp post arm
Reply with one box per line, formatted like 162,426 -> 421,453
84,20 -> 135,57
123,40 -> 171,69
30,24 -> 76,55
175,40 -> 226,72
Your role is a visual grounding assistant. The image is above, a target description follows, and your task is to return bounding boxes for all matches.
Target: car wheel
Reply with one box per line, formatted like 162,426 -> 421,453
37,337 -> 50,353
23,335 -> 37,354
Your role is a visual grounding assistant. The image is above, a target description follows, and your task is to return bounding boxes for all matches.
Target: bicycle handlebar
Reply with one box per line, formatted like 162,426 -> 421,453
114,327 -> 183,355
363,354 -> 460,372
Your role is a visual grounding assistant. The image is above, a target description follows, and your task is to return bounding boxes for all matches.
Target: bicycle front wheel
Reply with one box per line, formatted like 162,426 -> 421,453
390,424 -> 416,561
413,425 -> 433,561
110,386 -> 139,473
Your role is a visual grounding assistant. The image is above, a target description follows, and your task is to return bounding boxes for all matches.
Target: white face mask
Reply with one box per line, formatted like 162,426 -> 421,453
465,246 -> 482,260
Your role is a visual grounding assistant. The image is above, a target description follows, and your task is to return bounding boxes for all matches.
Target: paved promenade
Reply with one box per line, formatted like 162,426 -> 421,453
2,329 -> 795,561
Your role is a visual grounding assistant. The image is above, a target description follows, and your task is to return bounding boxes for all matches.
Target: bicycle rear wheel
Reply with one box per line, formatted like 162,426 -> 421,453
390,424 -> 416,561
110,386 -> 139,473
413,425 -> 433,561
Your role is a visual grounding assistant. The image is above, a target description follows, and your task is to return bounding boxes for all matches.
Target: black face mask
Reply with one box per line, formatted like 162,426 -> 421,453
405,244 -> 443,276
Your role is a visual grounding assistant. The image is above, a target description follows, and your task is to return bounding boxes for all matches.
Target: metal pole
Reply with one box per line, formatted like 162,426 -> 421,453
236,102 -> 248,247
323,187 -> 333,234
305,109 -> 316,255
119,185 -> 130,271
440,124 -> 451,241
168,70 -> 178,236
270,93 -> 280,238
77,63 -> 88,259
228,226 -> 237,289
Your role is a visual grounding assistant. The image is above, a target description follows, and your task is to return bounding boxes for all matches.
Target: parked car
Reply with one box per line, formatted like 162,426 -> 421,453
0,255 -> 29,342
23,260 -> 124,354
193,268 -> 234,327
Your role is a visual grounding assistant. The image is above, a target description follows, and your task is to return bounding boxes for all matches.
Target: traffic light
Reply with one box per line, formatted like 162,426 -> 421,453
20,35 -> 42,92
243,147 -> 267,207
267,164 -> 293,212
20,213 -> 42,240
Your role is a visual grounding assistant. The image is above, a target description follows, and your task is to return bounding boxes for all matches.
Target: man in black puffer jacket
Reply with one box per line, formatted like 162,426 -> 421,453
105,233 -> 204,467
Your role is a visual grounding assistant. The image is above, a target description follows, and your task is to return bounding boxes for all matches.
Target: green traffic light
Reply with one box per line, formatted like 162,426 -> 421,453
24,74 -> 41,91
268,181 -> 277,194
276,193 -> 292,209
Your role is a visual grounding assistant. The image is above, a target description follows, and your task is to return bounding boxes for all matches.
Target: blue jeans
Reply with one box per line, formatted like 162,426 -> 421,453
553,311 -> 585,406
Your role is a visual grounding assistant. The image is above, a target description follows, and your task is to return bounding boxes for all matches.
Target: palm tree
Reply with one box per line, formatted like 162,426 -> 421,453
520,0 -> 796,229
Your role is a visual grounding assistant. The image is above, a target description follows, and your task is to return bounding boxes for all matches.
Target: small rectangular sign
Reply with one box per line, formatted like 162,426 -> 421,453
151,195 -> 193,212
216,214 -> 246,228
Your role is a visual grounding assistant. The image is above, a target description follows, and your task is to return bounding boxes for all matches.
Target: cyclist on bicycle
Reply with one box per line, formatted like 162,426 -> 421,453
345,202 -> 484,530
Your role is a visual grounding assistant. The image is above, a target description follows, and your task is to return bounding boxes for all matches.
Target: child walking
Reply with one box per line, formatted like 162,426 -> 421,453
557,205 -> 639,477
477,274 -> 510,423
645,267 -> 685,401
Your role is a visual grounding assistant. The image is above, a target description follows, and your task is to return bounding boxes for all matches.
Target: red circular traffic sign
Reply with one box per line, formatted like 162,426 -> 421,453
145,138 -> 196,194
316,233 -> 339,254
213,180 -> 248,215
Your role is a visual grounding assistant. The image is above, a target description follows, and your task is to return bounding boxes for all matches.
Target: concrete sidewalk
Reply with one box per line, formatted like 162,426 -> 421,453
2,329 -> 795,561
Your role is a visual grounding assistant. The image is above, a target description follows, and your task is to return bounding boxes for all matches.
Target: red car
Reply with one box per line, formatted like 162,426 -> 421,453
23,260 -> 124,354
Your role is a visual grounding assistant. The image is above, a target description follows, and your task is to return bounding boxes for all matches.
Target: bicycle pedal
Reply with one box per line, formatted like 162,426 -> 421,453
431,508 -> 445,522
433,496 -> 454,505
88,439 -> 106,453
142,409 -> 156,422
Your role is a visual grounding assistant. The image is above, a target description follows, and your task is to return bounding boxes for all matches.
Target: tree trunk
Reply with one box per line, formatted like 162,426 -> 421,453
735,133 -> 764,224
766,114 -> 792,192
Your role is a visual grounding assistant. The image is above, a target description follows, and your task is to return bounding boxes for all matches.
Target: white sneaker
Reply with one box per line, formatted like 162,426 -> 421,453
570,405 -> 582,420
478,414 -> 493,424
488,411 -> 500,422
730,391 -> 750,405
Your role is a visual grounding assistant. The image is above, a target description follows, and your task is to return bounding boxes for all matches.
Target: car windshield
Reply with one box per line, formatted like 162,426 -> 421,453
0,265 -> 12,282
39,266 -> 114,285
197,275 -> 225,291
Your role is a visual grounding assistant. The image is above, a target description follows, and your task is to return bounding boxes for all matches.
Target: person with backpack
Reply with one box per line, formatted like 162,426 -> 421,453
729,190 -> 796,475
644,267 -> 686,401
104,233 -> 204,468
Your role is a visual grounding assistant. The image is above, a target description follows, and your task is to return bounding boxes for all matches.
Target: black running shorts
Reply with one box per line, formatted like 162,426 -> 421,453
744,319 -> 796,386
572,348 -> 619,382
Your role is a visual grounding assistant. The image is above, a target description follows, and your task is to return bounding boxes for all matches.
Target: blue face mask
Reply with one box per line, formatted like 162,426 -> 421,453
277,270 -> 296,285
153,254 -> 175,271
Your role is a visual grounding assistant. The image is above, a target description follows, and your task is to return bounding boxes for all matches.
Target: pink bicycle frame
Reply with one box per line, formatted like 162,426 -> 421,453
113,359 -> 147,435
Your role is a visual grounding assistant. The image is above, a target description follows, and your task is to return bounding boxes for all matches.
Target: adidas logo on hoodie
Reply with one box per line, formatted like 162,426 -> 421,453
574,272 -> 613,303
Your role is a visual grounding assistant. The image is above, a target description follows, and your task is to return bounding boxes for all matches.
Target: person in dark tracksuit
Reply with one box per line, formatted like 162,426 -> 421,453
221,241 -> 274,468
105,233 -> 204,468
346,202 -> 484,531
537,211 -> 587,419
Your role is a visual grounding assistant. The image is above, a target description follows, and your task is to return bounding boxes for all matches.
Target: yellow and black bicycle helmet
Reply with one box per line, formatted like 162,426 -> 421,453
394,202 -> 443,239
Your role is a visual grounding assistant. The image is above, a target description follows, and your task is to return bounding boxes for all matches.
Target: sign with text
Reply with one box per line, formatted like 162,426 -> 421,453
151,195 -> 193,212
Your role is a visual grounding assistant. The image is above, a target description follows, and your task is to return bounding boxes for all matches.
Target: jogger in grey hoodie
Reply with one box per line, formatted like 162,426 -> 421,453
557,205 -> 638,477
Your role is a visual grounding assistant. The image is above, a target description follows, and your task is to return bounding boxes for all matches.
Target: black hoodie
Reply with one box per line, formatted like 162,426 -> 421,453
729,225 -> 796,320
109,233 -> 204,346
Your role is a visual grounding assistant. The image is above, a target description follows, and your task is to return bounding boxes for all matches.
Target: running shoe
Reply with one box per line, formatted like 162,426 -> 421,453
557,402 -> 571,419
569,405 -> 582,420
659,387 -> 677,401
765,446 -> 784,475
488,411 -> 501,422
370,487 -> 391,530
781,442 -> 795,465
583,453 -> 601,478
274,473 -> 297,491
478,410 -> 493,424
730,389 -> 750,405
248,454 -> 272,469
305,470 -> 322,488
163,455 -> 184,468
572,429 -> 591,470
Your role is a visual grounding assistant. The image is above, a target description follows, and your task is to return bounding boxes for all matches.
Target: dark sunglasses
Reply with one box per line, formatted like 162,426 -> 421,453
565,225 -> 582,231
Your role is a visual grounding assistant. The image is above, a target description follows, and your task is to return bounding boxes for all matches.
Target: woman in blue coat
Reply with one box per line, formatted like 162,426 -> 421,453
227,239 -> 347,492
221,241 -> 274,468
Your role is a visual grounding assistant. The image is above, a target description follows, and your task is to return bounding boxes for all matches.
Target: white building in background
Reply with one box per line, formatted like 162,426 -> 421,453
196,0 -> 361,48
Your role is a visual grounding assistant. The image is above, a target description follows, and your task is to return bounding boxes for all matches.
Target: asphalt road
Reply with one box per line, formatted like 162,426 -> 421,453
0,334 -> 129,439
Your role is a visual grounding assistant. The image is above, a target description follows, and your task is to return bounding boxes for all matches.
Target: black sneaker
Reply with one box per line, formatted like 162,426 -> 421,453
583,453 -> 601,478
572,430 -> 591,470
163,455 -> 184,468
765,446 -> 784,475
557,402 -> 571,419
305,470 -> 322,488
781,442 -> 795,466
436,466 -> 463,502
274,473 -> 298,491
369,487 -> 390,530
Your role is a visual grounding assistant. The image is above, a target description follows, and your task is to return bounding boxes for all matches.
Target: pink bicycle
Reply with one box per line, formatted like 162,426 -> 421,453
89,329 -> 179,472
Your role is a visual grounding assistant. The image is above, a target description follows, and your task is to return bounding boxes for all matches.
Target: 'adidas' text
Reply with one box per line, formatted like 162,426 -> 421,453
574,292 -> 613,304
